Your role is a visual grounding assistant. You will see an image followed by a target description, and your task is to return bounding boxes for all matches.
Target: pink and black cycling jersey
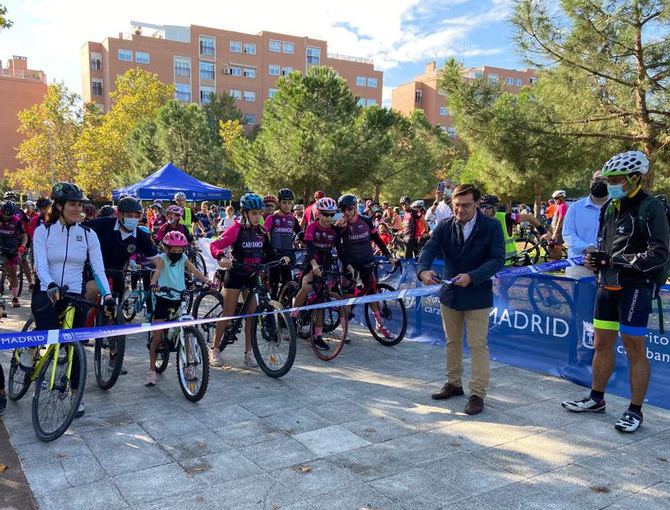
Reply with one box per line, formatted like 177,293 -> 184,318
0,216 -> 24,255
210,221 -> 276,275
263,212 -> 301,256
304,222 -> 337,268
336,214 -> 390,266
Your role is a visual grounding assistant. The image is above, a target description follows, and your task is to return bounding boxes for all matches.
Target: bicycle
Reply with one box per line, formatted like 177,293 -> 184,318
187,245 -> 208,279
118,268 -> 154,322
278,268 -> 348,361
6,288 -> 108,441
192,270 -> 225,344
146,286 -> 209,402
216,260 -> 296,378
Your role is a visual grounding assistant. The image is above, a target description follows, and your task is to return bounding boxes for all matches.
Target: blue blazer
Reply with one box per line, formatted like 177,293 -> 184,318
416,211 -> 505,311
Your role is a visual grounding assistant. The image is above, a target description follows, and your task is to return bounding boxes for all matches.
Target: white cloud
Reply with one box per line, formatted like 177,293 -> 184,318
0,0 -> 512,95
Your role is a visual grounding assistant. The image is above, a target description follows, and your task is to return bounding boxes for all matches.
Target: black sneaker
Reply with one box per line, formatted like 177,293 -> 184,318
313,336 -> 329,351
561,396 -> 606,413
615,410 -> 643,433
0,392 -> 7,417
11,297 -> 19,308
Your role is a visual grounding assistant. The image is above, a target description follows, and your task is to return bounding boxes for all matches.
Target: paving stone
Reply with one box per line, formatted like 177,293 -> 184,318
342,415 -> 416,443
35,479 -> 128,510
178,448 -> 263,486
303,483 -> 404,510
270,458 -> 360,499
16,433 -> 90,467
159,429 -> 230,462
263,407 -> 331,436
293,425 -> 371,457
214,418 -> 283,448
239,435 -> 319,470
605,482 -> 670,510
327,443 -> 414,482
112,462 -> 196,505
305,398 -> 370,424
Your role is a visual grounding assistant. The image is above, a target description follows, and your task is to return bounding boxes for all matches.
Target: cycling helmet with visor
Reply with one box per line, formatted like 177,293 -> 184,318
162,230 -> 189,247
277,189 -> 294,201
316,197 -> 337,212
240,193 -> 264,211
601,151 -> 649,177
51,182 -> 87,203
1,200 -> 16,217
117,196 -> 144,214
338,194 -> 357,210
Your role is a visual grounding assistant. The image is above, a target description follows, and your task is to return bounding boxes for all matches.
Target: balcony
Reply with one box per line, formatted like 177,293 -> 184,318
327,53 -> 372,65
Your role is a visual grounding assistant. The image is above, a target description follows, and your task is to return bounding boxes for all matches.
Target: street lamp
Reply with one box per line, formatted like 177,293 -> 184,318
43,120 -> 54,185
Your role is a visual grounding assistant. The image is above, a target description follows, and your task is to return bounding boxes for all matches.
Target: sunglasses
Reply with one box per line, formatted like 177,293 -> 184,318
480,204 -> 494,210
321,212 -> 335,217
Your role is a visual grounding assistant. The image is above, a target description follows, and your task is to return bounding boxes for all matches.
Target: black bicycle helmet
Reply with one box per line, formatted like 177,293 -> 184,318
277,188 -> 295,201
3,191 -> 18,201
1,200 -> 16,216
117,196 -> 143,214
337,194 -> 357,210
99,205 -> 115,217
400,195 -> 411,205
480,194 -> 499,205
51,182 -> 87,202
35,197 -> 52,209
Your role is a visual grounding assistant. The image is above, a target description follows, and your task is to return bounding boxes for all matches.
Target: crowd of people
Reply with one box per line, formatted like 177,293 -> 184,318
0,150 -> 668,434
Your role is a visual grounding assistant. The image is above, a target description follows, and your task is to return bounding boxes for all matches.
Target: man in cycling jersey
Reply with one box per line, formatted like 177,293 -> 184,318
0,201 -> 27,307
83,196 -> 159,301
301,191 -> 325,229
335,194 -> 398,340
562,151 -> 669,433
402,199 -> 426,259
264,188 -> 303,299
5,192 -> 36,292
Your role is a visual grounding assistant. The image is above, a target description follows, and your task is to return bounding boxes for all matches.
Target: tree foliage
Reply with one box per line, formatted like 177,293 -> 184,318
12,83 -> 82,192
0,4 -> 12,30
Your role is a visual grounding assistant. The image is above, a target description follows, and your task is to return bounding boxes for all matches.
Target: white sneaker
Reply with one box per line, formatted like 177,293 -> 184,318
243,351 -> 258,368
209,347 -> 224,367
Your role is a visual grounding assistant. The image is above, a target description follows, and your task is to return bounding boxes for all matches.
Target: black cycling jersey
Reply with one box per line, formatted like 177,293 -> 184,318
335,214 -> 390,266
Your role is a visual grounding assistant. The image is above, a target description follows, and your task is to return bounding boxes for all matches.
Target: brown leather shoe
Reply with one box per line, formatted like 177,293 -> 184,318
431,383 -> 464,400
465,395 -> 484,415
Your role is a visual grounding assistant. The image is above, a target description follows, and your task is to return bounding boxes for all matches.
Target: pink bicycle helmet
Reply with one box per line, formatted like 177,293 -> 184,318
316,197 -> 337,211
166,205 -> 183,217
365,199 -> 373,208
162,230 -> 188,247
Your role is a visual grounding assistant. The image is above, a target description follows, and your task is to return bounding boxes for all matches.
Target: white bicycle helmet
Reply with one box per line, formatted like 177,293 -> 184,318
601,150 -> 649,176
410,200 -> 425,209
551,190 -> 566,199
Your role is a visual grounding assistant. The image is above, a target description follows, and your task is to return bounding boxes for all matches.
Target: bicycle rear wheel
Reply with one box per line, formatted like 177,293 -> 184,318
192,289 -> 223,344
364,283 -> 407,346
94,310 -> 126,390
148,330 -> 170,373
250,300 -> 296,378
278,280 -> 299,308
7,316 -> 36,401
310,292 -> 347,361
190,251 -> 208,279
32,341 -> 86,442
176,326 -> 209,402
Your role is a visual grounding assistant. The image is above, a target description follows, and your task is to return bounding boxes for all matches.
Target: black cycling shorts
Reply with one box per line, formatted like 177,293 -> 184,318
223,270 -> 254,290
593,286 -> 652,337
341,262 -> 377,294
153,295 -> 181,321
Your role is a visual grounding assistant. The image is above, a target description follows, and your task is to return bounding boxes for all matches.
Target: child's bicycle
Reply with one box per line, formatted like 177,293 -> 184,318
146,286 -> 209,402
7,287 -> 108,441
119,268 -> 154,321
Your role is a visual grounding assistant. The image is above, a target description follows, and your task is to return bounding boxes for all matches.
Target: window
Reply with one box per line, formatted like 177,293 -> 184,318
243,90 -> 255,101
229,66 -> 242,76
282,42 -> 294,54
282,66 -> 292,76
269,64 -> 280,76
91,52 -> 102,71
516,78 -> 523,86
356,76 -> 366,86
439,126 -> 448,133
229,41 -> 242,53
174,57 -> 191,78
507,77 -> 514,85
229,89 -> 242,100
357,98 -> 365,107
269,88 -> 278,98
447,127 -> 456,138
269,40 -> 281,52
244,68 -> 256,79
306,46 -> 320,65
118,49 -> 133,62
91,79 -> 103,96
244,43 -> 256,55
488,73 -> 498,85
200,61 -> 215,80
467,70 -> 483,80
243,113 -> 256,125
367,77 -> 377,88
366,98 -> 377,106
529,76 -> 537,84
415,90 -> 422,104
175,83 -> 191,102
439,106 -> 448,116
200,86 -> 215,104
135,51 -> 150,64
200,36 -> 215,55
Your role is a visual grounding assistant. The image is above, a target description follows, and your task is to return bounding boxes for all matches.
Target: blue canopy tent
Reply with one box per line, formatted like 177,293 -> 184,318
111,162 -> 231,201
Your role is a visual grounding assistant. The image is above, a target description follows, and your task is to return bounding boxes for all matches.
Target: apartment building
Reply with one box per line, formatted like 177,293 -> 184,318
0,56 -> 48,179
81,21 -> 383,125
391,62 -> 537,139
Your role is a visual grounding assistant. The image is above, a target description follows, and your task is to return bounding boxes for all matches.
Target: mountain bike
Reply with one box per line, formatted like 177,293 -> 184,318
146,286 -> 209,402
187,245 -> 208,278
119,268 -> 153,322
216,260 -> 296,378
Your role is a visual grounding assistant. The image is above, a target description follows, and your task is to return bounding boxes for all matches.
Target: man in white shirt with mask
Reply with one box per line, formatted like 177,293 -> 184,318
426,179 -> 455,229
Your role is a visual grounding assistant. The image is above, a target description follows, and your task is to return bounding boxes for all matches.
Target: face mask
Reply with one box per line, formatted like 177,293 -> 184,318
444,189 -> 453,198
122,217 -> 139,230
590,181 -> 608,198
168,252 -> 182,263
169,217 -> 179,224
607,184 -> 627,200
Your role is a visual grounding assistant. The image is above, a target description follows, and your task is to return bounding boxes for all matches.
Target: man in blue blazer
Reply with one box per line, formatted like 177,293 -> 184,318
417,184 -> 505,415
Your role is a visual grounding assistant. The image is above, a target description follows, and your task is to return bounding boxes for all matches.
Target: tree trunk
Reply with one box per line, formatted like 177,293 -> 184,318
374,183 -> 381,203
303,190 -> 310,206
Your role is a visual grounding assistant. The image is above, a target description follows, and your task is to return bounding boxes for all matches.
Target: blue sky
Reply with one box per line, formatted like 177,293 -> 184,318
1,0 -> 526,106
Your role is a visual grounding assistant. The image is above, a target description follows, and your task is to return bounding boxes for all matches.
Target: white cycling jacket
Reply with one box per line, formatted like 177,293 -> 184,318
33,222 -> 111,296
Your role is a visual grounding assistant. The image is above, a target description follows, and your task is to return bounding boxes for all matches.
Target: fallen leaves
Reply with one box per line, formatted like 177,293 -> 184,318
195,441 -> 207,448
0,463 -> 7,473
658,457 -> 667,462
297,464 -> 313,474
590,486 -> 611,493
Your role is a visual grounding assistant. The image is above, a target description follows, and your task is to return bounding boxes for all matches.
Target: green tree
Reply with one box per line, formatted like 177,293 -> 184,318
512,0 -> 670,188
74,69 -> 173,197
0,4 -> 12,30
202,92 -> 245,141
13,83 -> 82,192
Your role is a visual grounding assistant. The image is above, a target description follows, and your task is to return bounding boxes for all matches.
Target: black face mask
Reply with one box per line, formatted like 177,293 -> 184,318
168,252 -> 182,263
590,181 -> 608,198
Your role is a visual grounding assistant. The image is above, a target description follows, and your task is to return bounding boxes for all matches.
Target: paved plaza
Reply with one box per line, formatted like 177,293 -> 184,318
0,305 -> 669,510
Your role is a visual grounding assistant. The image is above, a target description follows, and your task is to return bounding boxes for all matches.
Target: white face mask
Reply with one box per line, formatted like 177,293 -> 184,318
122,217 -> 139,230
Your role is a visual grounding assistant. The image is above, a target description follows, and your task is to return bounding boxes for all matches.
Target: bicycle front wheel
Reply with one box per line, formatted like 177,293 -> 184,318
364,283 -> 407,346
176,326 -> 209,402
32,341 -> 86,442
192,289 -> 223,344
119,288 -> 137,322
94,310 -> 126,390
250,300 -> 296,378
310,292 -> 347,361
191,251 -> 208,279
8,316 -> 36,401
